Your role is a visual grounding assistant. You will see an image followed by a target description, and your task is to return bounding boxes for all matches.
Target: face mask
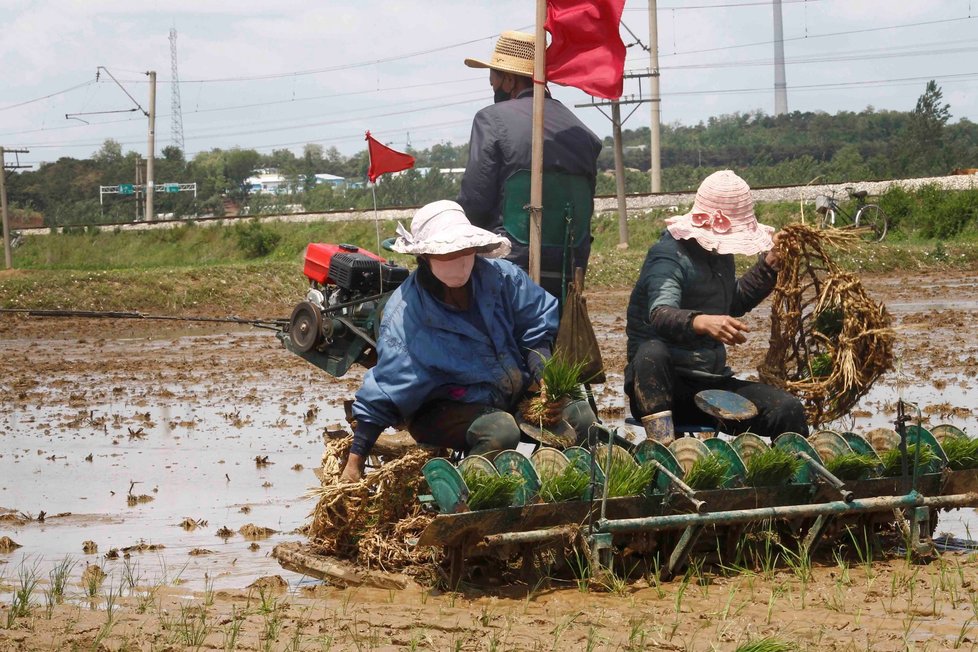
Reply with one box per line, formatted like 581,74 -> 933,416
493,87 -> 511,104
429,254 -> 475,288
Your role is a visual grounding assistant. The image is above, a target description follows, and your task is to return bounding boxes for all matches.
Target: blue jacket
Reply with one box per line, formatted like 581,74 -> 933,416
351,257 -> 558,453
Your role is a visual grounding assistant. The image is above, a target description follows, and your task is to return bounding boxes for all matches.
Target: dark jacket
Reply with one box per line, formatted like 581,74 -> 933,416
625,232 -> 778,379
457,89 -> 602,270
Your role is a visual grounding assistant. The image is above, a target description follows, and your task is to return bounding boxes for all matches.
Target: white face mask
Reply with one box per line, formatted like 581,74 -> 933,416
429,254 -> 475,288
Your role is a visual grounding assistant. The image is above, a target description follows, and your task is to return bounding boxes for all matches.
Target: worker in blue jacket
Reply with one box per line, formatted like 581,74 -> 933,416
341,200 -> 595,482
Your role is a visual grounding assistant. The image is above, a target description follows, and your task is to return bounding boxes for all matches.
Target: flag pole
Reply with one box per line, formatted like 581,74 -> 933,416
529,0 -> 547,285
365,135 -> 382,255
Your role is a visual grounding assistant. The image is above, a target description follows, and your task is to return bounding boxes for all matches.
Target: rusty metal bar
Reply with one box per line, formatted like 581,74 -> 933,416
648,459 -> 705,513
483,526 -> 575,546
796,451 -> 853,502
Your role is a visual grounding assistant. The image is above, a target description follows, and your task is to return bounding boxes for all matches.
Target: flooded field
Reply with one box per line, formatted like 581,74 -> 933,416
2,269 -> 978,650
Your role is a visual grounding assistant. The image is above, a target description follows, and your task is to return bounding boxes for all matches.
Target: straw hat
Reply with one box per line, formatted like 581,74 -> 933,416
391,200 -> 511,258
464,31 -> 535,78
665,170 -> 775,256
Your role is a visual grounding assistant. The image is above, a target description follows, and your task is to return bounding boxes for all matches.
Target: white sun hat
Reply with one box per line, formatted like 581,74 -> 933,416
391,200 -> 511,258
665,170 -> 774,256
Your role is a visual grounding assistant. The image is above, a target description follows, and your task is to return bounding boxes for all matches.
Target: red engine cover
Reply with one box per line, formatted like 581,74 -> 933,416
303,243 -> 386,284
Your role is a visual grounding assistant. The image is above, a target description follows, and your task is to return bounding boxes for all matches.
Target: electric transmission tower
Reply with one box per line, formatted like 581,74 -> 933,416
169,28 -> 186,153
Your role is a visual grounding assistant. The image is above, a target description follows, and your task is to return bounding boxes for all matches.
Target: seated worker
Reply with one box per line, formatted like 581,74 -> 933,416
624,170 -> 808,440
340,200 -> 596,482
458,30 -> 602,299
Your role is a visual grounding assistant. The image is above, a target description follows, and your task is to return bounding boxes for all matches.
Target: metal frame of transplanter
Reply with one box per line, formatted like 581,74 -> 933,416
418,399 -> 978,586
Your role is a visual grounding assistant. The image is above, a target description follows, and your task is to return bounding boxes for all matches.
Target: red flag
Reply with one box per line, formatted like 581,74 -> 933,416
365,131 -> 415,183
545,0 -> 626,100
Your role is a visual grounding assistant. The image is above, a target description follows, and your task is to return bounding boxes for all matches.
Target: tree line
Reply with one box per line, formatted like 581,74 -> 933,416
7,81 -> 976,227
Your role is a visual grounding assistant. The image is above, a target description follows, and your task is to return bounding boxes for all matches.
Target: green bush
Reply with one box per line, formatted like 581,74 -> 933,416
878,184 -> 978,239
233,219 -> 281,258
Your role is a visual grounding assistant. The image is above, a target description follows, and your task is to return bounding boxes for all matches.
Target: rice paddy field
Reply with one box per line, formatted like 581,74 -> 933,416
2,266 -> 978,650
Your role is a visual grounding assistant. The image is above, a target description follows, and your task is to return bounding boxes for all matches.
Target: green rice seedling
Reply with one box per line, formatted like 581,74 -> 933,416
684,453 -> 731,490
520,352 -> 587,425
825,452 -> 879,480
813,305 -> 844,338
744,448 -> 803,487
808,352 -> 834,378
735,637 -> 798,652
49,555 -> 76,602
460,468 -> 523,511
879,443 -> 938,477
177,604 -> 211,650
538,464 -> 590,502
605,459 -> 656,498
941,436 -> 978,470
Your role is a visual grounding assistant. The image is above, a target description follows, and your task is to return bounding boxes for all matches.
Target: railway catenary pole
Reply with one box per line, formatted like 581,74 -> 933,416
648,0 -> 662,192
145,71 -> 157,222
0,147 -> 31,270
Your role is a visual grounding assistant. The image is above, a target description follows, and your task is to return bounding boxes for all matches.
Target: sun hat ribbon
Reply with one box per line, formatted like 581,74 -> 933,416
691,209 -> 731,234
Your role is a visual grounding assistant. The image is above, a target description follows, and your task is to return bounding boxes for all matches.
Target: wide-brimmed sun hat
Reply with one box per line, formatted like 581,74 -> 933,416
665,170 -> 774,256
464,31 -> 535,77
391,200 -> 511,258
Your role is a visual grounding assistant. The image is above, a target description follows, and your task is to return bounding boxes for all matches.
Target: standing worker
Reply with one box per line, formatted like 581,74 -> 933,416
458,31 -> 602,300
624,170 -> 808,441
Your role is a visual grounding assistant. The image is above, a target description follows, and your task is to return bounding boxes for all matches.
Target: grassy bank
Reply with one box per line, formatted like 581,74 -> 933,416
4,203 -> 978,315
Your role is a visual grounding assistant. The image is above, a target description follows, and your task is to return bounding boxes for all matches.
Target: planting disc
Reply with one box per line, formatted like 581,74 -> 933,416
493,450 -> 540,506
842,432 -> 883,461
531,447 -> 570,477
774,432 -> 823,484
594,444 -> 637,475
865,427 -> 900,454
906,424 -> 948,465
421,458 -> 467,513
730,432 -> 769,464
694,390 -> 758,421
702,438 -> 747,487
634,440 -> 683,493
809,430 -> 853,463
457,455 -> 498,478
518,417 -> 577,449
668,437 -> 710,475
931,424 -> 967,443
564,446 -> 604,482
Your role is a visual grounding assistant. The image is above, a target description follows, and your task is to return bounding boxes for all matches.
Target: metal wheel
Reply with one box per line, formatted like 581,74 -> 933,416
288,301 -> 324,353
819,207 -> 836,230
855,204 -> 888,242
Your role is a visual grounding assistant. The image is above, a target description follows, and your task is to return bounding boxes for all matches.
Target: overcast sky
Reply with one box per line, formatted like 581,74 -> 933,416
2,0 -> 976,170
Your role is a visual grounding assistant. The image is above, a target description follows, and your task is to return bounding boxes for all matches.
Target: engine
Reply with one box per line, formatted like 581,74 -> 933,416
280,243 -> 409,377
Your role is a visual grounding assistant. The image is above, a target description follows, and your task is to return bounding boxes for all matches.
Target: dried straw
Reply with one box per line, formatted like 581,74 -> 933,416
758,224 -> 895,425
306,435 -> 440,573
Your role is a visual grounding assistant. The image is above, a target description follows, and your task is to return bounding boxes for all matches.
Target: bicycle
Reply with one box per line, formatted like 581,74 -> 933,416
814,188 -> 889,242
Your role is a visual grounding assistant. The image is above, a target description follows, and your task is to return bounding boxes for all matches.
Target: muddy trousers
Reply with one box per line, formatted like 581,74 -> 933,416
624,340 -> 809,439
409,399 -> 596,455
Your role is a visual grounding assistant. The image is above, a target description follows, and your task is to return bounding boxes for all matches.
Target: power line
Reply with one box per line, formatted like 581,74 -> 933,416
0,80 -> 96,112
627,0 -> 821,10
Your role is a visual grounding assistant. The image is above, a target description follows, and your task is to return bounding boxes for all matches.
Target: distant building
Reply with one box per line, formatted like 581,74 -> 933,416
244,170 -> 349,195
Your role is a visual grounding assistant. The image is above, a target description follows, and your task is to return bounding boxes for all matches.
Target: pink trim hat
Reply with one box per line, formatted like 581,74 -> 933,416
665,170 -> 774,256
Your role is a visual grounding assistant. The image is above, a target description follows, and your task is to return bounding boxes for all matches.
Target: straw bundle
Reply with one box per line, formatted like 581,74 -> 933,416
758,224 -> 895,425
306,435 -> 439,572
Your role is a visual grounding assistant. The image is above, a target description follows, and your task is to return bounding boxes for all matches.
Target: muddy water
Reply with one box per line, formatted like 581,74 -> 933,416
3,270 -> 978,599
1,328 -> 344,596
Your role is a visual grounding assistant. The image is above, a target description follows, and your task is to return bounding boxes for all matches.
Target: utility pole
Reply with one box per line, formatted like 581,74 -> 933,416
773,0 -> 788,115
577,75 -> 652,248
648,0 -> 662,192
146,71 -> 157,222
0,147 -> 31,270
611,102 -> 629,247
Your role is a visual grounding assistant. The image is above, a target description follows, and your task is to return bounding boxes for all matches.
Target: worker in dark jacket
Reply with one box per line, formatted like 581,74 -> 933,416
458,30 -> 602,299
624,170 -> 808,441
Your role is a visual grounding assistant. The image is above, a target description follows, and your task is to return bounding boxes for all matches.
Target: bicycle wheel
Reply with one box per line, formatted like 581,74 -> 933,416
855,204 -> 888,242
819,208 -> 836,230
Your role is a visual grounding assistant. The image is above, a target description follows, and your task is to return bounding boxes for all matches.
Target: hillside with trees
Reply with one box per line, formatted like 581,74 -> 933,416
7,81 -> 977,227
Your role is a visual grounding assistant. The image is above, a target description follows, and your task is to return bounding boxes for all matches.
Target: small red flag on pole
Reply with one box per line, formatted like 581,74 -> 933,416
545,0 -> 627,100
365,131 -> 415,183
